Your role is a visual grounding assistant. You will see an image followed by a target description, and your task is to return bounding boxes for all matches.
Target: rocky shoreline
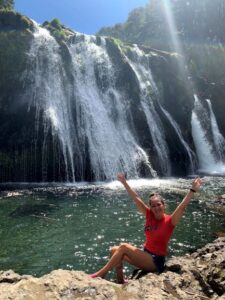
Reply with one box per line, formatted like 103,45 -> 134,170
0,237 -> 224,300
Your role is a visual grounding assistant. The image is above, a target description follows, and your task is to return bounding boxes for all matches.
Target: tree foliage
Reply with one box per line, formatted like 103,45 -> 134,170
0,0 -> 14,10
98,0 -> 225,51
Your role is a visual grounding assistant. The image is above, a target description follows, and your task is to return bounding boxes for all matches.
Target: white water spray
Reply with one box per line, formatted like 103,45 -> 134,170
206,99 -> 225,162
26,23 -> 75,181
25,23 -> 207,181
160,105 -> 195,173
120,45 -> 171,175
68,34 -> 156,180
191,95 -> 225,174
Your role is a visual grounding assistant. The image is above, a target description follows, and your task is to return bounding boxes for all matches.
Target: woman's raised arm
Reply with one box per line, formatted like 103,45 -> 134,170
171,177 -> 203,226
117,173 -> 148,215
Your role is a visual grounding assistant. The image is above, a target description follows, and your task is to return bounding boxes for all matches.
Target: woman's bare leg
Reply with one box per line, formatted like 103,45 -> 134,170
92,243 -> 157,278
111,246 -> 124,283
111,246 -> 131,283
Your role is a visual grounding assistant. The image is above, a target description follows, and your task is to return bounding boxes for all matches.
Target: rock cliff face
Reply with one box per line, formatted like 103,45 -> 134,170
0,238 -> 224,299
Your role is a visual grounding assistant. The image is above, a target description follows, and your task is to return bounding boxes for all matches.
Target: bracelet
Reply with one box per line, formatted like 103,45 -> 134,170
190,188 -> 196,193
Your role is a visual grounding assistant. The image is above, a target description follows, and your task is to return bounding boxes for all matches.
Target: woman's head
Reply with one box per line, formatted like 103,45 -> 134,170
149,193 -> 165,219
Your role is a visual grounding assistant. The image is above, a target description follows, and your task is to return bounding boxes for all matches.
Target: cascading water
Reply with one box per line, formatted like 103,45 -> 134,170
25,25 -> 157,181
119,45 -> 171,175
67,34 -> 156,180
24,24 -> 222,181
160,105 -> 195,174
206,99 -> 225,162
191,95 -> 225,175
25,23 -> 75,181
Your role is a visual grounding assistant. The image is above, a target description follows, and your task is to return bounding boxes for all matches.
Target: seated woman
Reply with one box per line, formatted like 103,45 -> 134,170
90,173 -> 202,283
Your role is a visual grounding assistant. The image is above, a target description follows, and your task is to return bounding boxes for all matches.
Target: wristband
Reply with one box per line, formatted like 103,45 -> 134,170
190,188 -> 196,193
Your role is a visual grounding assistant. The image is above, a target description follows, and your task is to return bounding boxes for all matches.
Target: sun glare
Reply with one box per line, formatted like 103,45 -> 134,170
161,0 -> 193,87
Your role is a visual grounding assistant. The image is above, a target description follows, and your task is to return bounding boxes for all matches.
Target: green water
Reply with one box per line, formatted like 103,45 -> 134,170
0,177 -> 224,279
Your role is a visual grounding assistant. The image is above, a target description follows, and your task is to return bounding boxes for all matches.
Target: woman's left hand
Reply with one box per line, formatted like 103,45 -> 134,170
191,177 -> 203,192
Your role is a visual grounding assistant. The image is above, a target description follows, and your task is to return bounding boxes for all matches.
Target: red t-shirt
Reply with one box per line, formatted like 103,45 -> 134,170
144,208 -> 175,256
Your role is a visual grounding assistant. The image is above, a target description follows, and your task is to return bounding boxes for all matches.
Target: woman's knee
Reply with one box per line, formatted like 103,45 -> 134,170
111,243 -> 131,257
110,245 -> 119,256
118,243 -> 130,253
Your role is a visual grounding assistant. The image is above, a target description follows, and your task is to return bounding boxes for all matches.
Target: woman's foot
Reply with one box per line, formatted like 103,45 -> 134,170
118,277 -> 129,284
90,273 -> 99,278
89,272 -> 106,279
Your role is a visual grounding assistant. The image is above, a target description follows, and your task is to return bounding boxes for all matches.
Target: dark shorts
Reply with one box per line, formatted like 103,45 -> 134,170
144,248 -> 165,273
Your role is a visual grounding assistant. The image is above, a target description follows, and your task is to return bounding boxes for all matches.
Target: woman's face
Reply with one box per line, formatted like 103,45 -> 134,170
149,195 -> 165,219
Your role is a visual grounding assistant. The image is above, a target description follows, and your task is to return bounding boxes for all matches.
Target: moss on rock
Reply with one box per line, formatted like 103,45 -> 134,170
0,28 -> 32,108
0,10 -> 34,31
42,18 -> 74,43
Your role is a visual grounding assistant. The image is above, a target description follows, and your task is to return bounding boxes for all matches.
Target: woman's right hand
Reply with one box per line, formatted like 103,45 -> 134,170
191,177 -> 203,192
117,173 -> 126,184
117,172 -> 148,215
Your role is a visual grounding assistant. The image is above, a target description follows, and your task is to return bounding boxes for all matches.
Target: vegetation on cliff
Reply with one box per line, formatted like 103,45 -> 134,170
42,18 -> 74,42
0,11 -> 35,181
98,0 -> 225,51
0,0 -> 14,10
0,11 -> 34,114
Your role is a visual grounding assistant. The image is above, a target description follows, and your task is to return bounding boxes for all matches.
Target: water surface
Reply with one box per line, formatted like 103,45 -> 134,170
0,177 -> 224,279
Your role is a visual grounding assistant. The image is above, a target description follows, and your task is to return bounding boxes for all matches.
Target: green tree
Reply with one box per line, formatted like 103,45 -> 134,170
98,0 -> 225,51
0,0 -> 14,10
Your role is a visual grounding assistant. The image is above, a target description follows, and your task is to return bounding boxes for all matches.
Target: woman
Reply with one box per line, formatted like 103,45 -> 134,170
90,173 -> 202,283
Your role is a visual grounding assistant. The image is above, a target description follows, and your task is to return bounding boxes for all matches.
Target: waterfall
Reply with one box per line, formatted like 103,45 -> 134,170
206,99 -> 225,162
160,105 -> 195,174
25,25 -> 157,181
191,95 -> 225,175
24,23 -> 216,181
25,24 -> 75,181
119,45 -> 171,175
68,34 -> 156,180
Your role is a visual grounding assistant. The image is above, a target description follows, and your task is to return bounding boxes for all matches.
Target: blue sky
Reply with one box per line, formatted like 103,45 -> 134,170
15,0 -> 149,35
